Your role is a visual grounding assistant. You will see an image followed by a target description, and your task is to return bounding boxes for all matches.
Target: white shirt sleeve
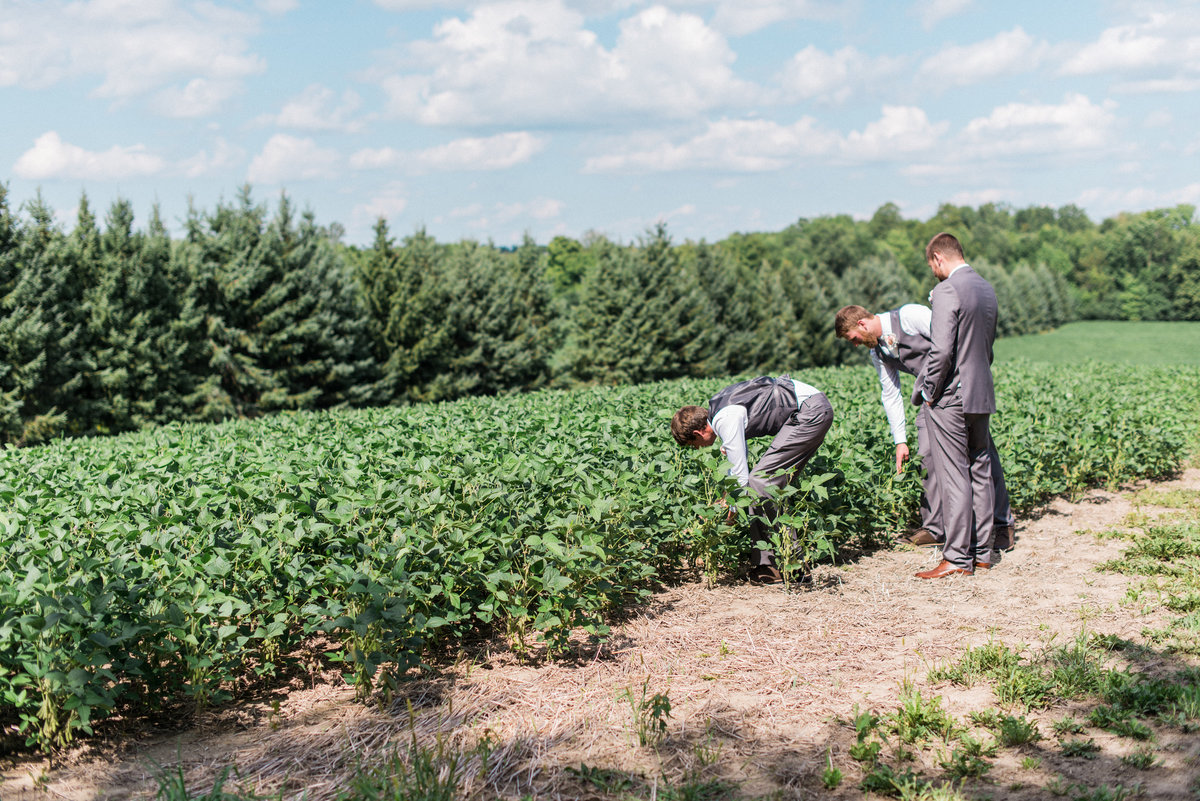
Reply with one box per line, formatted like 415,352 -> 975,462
711,405 -> 750,486
871,350 -> 908,445
898,303 -> 932,339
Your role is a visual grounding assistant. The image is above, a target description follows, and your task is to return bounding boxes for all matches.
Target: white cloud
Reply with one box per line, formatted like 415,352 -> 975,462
416,132 -> 548,170
707,0 -> 845,37
1077,183 -> 1200,216
960,93 -> 1118,157
779,45 -> 902,103
1060,13 -> 1174,75
353,185 -> 410,226
257,85 -> 365,132
584,105 -> 944,173
0,0 -> 265,115
841,106 -> 947,159
1113,77 -> 1200,94
583,117 -> 837,173
911,0 -> 972,30
13,131 -> 166,180
152,78 -> 243,118
258,0 -> 299,12
350,132 -> 548,172
378,0 -> 761,126
246,134 -> 341,183
449,197 -> 565,230
918,27 -> 1049,86
948,188 -> 1015,208
178,137 -> 244,178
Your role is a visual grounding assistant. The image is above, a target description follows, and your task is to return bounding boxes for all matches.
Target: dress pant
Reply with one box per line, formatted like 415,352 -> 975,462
746,393 -> 835,566
917,406 -> 1013,540
924,387 -> 995,569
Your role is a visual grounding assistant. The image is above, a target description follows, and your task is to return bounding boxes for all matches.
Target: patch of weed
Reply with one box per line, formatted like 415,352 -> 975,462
1120,746 -> 1160,770
1060,738 -> 1101,759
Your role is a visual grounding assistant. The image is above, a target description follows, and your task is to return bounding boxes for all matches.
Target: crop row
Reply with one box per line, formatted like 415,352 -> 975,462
1,361 -> 1197,751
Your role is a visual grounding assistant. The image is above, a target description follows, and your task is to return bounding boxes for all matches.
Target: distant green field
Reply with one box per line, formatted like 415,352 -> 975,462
995,321 -> 1200,365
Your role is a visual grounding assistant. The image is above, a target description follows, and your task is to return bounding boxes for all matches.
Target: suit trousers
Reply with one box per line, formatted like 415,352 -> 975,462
917,406 -> 1014,540
746,392 -> 834,566
924,388 -> 995,569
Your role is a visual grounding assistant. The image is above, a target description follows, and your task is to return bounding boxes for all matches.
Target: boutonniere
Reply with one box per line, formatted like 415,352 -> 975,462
883,333 -> 897,350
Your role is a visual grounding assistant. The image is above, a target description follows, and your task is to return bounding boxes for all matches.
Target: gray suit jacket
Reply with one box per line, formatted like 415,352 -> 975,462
912,265 -> 998,413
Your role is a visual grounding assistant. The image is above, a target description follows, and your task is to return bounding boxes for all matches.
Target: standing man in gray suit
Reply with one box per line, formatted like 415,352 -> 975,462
911,233 -> 999,578
834,303 -> 1015,551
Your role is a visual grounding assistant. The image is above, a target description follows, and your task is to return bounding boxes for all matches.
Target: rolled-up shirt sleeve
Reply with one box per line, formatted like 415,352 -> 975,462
871,350 -> 908,445
711,405 -> 750,486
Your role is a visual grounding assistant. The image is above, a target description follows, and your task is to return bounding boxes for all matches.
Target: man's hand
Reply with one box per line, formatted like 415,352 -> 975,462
715,496 -> 737,523
895,443 -> 911,474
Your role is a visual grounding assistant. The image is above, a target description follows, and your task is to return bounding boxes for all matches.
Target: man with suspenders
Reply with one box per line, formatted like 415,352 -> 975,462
671,375 -> 834,582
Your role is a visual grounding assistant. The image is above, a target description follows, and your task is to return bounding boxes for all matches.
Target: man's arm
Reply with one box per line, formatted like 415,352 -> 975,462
915,284 -> 960,405
871,351 -> 909,472
710,406 -> 750,486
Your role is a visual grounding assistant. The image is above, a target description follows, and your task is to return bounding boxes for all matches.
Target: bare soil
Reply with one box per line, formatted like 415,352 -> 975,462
4,469 -> 1200,800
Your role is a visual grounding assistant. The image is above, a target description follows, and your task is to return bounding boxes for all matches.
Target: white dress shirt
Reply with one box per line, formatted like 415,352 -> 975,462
868,304 -> 932,445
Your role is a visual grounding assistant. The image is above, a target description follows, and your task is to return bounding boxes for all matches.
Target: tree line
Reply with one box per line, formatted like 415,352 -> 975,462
1,182 -> 1196,444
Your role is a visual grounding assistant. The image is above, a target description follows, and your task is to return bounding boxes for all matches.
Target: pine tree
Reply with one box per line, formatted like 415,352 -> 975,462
363,226 -> 457,403
85,200 -> 196,432
253,202 -> 381,411
0,194 -> 97,442
0,185 -> 25,436
837,256 -> 921,314
179,187 -> 273,419
440,235 -> 555,398
570,224 -> 714,385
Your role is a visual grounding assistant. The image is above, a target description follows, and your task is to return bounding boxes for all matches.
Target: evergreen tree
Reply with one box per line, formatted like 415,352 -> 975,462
252,200 -> 381,411
84,199 -> 193,432
0,194 -> 95,442
0,185 -> 25,436
179,187 -> 273,419
571,224 -> 714,385
837,255 -> 921,313
441,235 -> 555,397
775,260 -> 838,368
365,226 -> 457,403
692,241 -> 770,375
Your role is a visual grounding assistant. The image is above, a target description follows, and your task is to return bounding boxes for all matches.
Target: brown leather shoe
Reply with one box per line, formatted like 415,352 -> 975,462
915,559 -> 973,579
902,528 -> 940,546
974,561 -> 992,570
994,525 -> 1015,551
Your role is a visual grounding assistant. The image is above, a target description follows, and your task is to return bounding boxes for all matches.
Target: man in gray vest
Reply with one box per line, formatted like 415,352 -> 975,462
910,232 -> 1000,578
671,375 -> 834,582
834,303 -> 1015,551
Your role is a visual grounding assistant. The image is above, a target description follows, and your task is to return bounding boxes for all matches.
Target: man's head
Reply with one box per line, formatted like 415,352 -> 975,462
671,406 -> 716,447
834,304 -> 882,348
925,232 -> 965,281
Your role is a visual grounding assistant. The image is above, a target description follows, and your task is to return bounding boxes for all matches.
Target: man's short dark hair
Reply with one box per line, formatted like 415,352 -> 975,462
671,406 -> 709,445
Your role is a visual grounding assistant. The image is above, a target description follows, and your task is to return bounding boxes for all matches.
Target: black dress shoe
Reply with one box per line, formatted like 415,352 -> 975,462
994,525 -> 1015,551
748,565 -> 783,584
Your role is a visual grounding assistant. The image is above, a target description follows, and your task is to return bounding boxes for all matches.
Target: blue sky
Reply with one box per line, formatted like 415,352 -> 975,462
3,0 -> 1199,247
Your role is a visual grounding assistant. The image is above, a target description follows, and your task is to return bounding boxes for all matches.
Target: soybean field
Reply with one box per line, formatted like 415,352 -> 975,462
2,358 -> 1198,760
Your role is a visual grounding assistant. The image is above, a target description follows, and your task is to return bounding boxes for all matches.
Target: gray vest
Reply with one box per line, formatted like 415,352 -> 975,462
873,309 -> 930,377
709,376 -> 797,439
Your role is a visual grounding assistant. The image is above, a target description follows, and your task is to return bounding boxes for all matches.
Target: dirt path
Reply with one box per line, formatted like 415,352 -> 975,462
4,469 -> 1199,800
